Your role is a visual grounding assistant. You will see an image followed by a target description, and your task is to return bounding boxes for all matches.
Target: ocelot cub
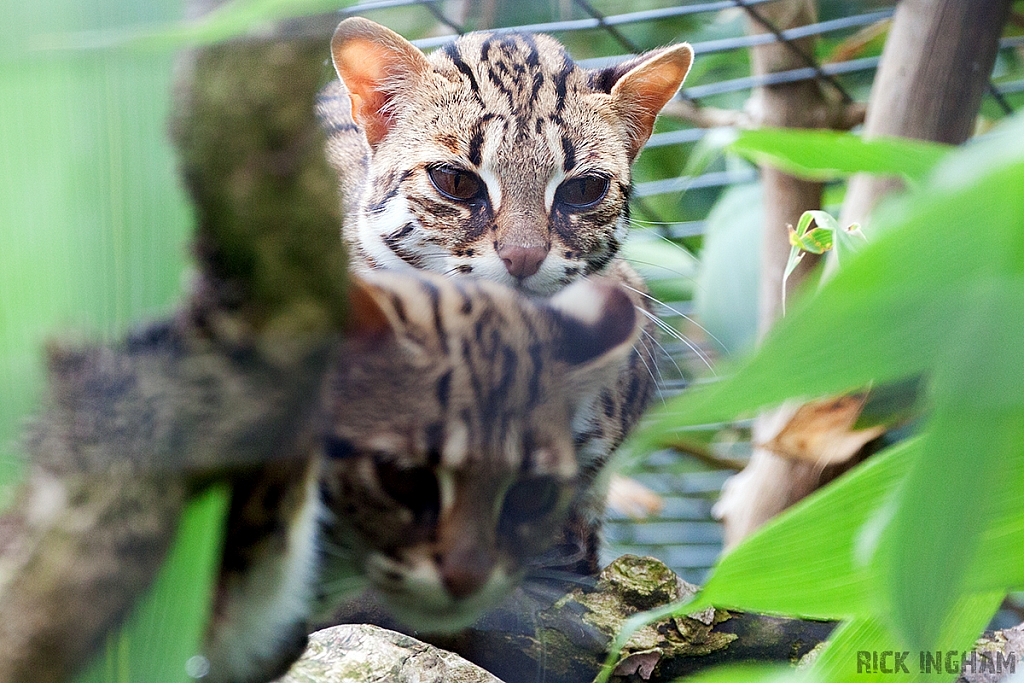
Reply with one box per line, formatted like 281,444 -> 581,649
0,271 -> 639,683
317,18 -> 693,570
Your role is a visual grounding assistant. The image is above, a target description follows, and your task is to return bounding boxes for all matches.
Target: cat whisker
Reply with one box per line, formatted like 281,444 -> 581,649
616,255 -> 697,282
529,543 -> 587,569
524,569 -> 598,590
641,327 -> 685,383
627,218 -> 679,226
627,222 -> 702,266
632,334 -> 666,405
635,306 -> 716,375
620,282 -> 730,354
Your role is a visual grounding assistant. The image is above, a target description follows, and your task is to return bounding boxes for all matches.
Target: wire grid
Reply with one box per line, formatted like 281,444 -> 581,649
335,0 -> 1024,584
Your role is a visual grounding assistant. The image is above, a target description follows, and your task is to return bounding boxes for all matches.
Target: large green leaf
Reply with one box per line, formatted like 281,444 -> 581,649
700,440 -> 915,619
876,281 -> 1024,651
627,109 -> 1024,675
964,420 -> 1024,591
730,128 -> 951,182
807,592 -> 1002,683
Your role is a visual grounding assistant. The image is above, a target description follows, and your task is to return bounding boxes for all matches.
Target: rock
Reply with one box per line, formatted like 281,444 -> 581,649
276,624 -> 505,683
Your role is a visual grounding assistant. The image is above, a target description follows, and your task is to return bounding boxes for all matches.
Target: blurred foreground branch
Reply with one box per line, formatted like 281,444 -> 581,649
0,15 -> 349,683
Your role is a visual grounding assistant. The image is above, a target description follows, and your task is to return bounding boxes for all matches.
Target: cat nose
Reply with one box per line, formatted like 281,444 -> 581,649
498,244 -> 548,279
439,550 -> 494,599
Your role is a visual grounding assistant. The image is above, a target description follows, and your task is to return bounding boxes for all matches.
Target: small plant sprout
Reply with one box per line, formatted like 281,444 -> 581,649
782,210 -> 866,315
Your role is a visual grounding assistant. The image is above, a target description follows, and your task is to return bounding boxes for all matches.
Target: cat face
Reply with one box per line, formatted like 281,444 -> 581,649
330,20 -> 692,296
320,271 -> 638,630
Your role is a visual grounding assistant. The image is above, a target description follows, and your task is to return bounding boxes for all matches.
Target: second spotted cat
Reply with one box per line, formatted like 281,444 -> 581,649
0,271 -> 639,683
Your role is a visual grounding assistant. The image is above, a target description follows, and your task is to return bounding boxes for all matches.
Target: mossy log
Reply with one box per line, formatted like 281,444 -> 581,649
320,555 -> 836,683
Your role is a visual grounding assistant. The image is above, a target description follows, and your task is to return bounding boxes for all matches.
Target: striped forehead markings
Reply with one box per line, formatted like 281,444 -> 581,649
467,113 -> 497,166
442,42 -> 483,102
552,51 -> 575,115
478,33 -> 541,67
560,135 -> 576,173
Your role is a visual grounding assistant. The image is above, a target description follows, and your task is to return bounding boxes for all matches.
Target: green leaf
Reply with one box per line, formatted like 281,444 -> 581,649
641,282 -> 957,439
877,281 -> 1024,651
791,227 -> 834,255
627,111 -> 1024,671
75,484 -> 230,683
807,592 -> 1002,683
730,128 -> 952,182
830,223 -> 867,271
700,440 -> 916,619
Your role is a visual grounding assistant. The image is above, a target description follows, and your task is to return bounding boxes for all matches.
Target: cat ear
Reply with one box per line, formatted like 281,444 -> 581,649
547,278 -> 639,370
331,18 -> 431,148
593,44 -> 694,160
344,276 -> 404,344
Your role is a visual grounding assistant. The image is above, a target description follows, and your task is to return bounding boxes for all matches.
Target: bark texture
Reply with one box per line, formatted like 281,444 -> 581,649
716,0 -> 837,548
324,555 -> 837,683
841,0 -> 1012,227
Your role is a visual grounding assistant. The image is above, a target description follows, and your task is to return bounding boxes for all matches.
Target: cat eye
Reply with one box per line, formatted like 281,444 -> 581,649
428,166 -> 485,203
555,175 -> 609,210
375,462 -> 440,519
499,476 -> 562,528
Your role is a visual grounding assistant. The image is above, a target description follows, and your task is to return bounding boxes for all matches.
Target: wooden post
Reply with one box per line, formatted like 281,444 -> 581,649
716,0 -> 847,547
841,0 -> 1011,227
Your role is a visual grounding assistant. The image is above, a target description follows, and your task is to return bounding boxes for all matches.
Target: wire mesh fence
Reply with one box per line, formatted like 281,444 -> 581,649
330,0 -> 1024,583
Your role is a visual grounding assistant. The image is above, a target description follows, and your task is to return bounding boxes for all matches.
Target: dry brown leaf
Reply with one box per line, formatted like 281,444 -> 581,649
612,649 -> 662,679
760,395 -> 884,466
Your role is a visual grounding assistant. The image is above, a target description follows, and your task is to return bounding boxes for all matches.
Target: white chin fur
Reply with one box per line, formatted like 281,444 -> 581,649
366,552 -> 513,633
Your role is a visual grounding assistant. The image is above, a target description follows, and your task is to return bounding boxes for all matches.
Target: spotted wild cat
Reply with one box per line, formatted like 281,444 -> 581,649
317,18 -> 693,570
0,270 -> 639,683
